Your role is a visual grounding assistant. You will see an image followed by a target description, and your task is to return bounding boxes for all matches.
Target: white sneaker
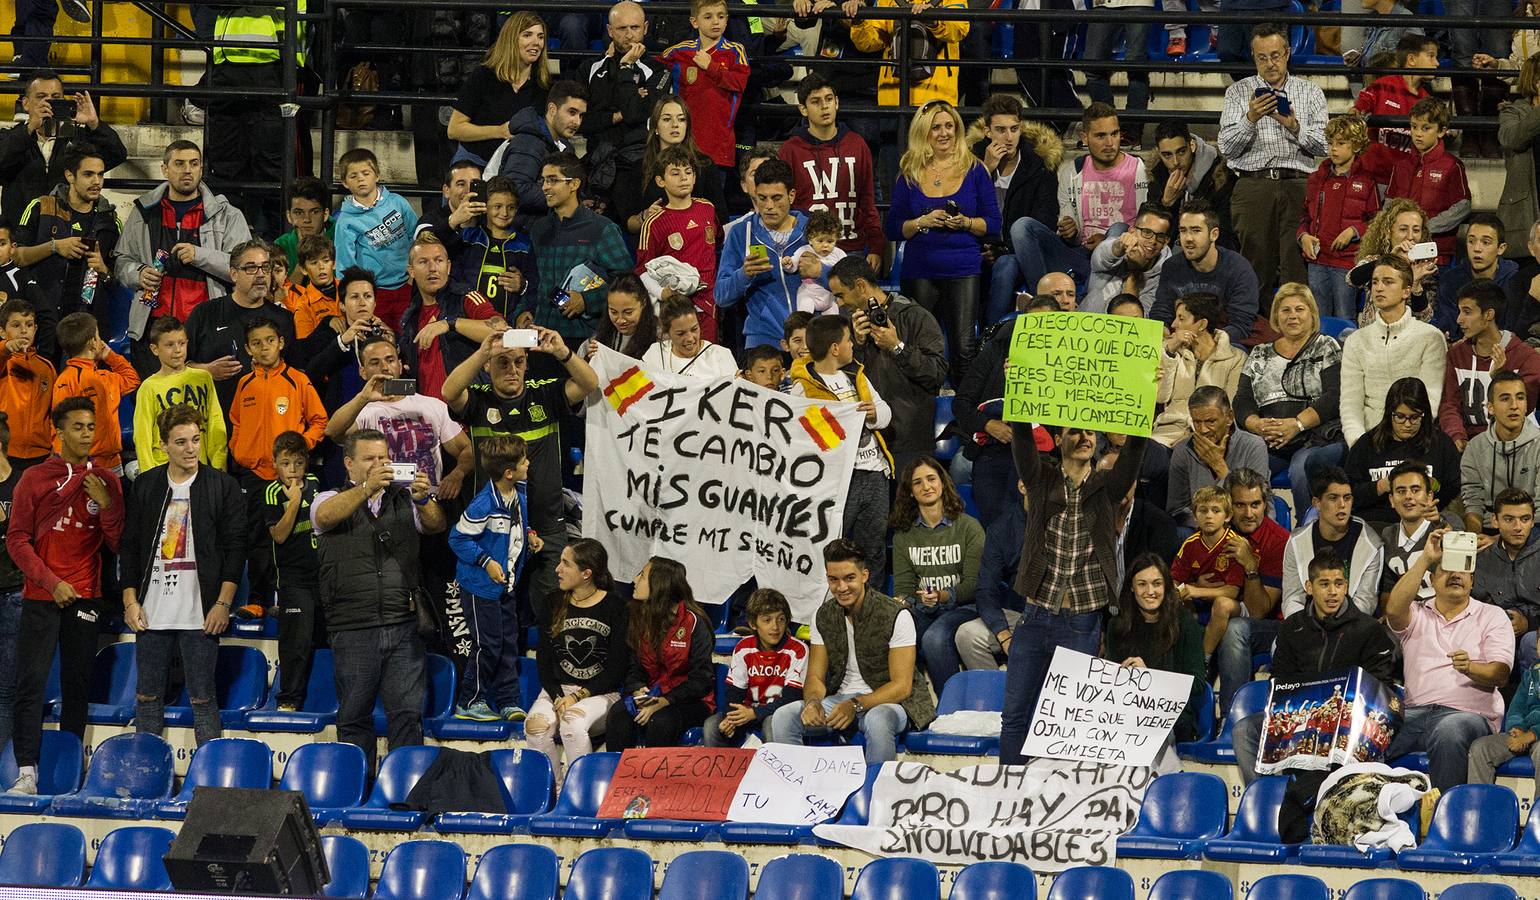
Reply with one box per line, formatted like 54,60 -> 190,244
59,0 -> 92,23
180,100 -> 206,126
10,768 -> 36,795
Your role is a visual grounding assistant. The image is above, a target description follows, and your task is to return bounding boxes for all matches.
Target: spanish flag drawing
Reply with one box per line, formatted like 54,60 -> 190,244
799,405 -> 846,451
603,366 -> 655,415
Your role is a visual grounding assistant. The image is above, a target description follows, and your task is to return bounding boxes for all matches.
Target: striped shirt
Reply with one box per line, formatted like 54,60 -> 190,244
1218,73 -> 1328,174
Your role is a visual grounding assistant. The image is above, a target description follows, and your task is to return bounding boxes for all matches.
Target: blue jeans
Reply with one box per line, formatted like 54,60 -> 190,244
458,591 -> 521,712
918,606 -> 981,695
770,694 -> 909,764
1084,11 -> 1150,114
1011,217 -> 1091,296
1307,263 -> 1357,321
1000,604 -> 1104,765
1217,616 -> 1279,715
332,622 -> 426,774
1444,0 -> 1512,65
1268,442 -> 1347,518
1385,705 -> 1494,791
1234,712 -> 1265,785
987,252 -> 1024,326
970,445 -> 1018,531
0,590 -> 22,751
135,629 -> 222,747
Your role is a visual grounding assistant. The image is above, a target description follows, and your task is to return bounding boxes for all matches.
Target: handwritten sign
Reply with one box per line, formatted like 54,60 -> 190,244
584,345 -> 864,621
1022,648 -> 1193,768
729,743 -> 866,825
1003,311 -> 1161,437
813,760 -> 1153,872
597,747 -> 756,821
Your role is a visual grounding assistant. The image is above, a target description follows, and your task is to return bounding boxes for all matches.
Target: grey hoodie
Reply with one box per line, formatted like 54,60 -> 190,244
115,181 -> 252,340
1461,418 -> 1540,529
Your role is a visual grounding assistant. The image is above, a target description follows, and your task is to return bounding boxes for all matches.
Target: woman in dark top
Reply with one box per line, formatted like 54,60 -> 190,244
302,267 -> 394,413
447,12 -> 552,166
526,539 -> 629,778
614,96 -> 724,235
586,273 -> 659,361
1343,376 -> 1463,527
604,556 -> 715,749
1104,552 -> 1205,771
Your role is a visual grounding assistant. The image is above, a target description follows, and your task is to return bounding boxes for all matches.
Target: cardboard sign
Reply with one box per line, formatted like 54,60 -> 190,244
729,743 -> 866,825
1021,647 -> 1194,768
1258,668 -> 1403,775
597,747 -> 756,821
1003,311 -> 1161,437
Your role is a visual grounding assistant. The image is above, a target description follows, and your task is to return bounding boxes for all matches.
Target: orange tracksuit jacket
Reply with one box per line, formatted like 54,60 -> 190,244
229,362 -> 327,480
0,344 -> 56,460
52,351 -> 141,469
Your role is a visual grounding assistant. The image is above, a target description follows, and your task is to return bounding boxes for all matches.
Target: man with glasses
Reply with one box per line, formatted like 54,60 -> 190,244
1082,202 -> 1170,315
183,239 -> 297,412
1218,22 -> 1327,305
517,153 -> 630,346
1150,199 -> 1259,346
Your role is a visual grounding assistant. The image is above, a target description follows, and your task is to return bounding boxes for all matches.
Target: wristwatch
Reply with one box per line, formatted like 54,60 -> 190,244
850,697 -> 865,715
892,340 -> 906,355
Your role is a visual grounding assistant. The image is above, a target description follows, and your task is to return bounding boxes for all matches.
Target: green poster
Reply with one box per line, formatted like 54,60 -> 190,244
1003,311 -> 1162,437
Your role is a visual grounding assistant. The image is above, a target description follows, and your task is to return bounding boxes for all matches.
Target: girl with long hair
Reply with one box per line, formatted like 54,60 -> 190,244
616,96 -> 724,234
588,273 -> 660,361
1342,376 -> 1463,526
1104,553 -> 1205,765
448,12 -> 552,166
604,556 -> 716,749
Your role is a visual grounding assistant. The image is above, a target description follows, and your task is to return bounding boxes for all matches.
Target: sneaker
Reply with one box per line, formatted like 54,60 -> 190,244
9,768 -> 36,795
454,701 -> 500,722
1166,35 -> 1186,56
277,703 -> 301,712
180,99 -> 206,126
59,0 -> 92,23
500,706 -> 527,722
233,603 -> 265,620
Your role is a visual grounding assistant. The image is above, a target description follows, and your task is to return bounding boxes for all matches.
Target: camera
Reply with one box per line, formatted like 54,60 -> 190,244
865,298 -> 889,329
43,99 -> 76,138
389,463 -> 418,483
382,378 -> 416,397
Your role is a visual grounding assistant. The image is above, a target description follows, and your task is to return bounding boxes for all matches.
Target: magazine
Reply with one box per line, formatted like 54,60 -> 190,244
1256,668 -> 1402,774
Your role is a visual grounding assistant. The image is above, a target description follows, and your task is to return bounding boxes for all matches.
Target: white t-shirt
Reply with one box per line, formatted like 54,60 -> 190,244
641,341 -> 739,380
820,370 -> 890,476
145,475 -> 203,630
353,394 -> 464,485
810,606 -> 916,697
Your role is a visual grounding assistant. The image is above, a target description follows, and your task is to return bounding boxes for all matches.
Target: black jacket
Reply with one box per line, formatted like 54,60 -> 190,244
970,138 -> 1056,247
955,318 -> 1013,460
120,464 -> 248,615
580,53 -> 671,161
1271,602 -> 1396,686
0,120 -> 128,225
852,294 -> 949,452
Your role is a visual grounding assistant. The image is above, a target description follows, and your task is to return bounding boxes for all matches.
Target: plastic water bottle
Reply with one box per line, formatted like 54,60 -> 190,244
80,267 -> 99,307
138,249 -> 169,309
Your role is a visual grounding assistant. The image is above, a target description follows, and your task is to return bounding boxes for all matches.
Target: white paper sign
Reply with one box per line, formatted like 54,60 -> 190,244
1021,647 -> 1194,768
583,345 -> 863,620
813,760 -> 1153,872
728,743 -> 866,824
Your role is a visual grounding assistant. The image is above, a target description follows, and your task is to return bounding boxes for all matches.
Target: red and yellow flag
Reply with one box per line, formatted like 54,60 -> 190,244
604,366 -> 655,415
798,405 -> 846,451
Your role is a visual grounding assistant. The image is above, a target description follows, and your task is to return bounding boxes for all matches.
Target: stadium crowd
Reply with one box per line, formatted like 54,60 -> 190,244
1,0 -> 1540,813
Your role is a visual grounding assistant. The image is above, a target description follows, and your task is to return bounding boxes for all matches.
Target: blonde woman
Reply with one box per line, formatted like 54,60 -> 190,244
1351,199 -> 1437,326
885,100 -> 1000,381
448,12 -> 552,166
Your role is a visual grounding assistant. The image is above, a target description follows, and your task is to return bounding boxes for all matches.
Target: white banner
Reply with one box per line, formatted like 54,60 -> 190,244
729,743 -> 866,825
583,345 -> 863,619
1021,648 -> 1193,768
813,760 -> 1153,872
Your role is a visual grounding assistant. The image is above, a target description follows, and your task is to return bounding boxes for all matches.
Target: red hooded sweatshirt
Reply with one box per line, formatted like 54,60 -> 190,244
1353,74 -> 1430,154
1440,331 -> 1540,443
777,124 -> 887,261
1299,156 -> 1381,269
5,456 -> 124,602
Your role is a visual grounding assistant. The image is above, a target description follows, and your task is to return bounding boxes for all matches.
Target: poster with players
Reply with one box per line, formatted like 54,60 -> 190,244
1256,668 -> 1402,774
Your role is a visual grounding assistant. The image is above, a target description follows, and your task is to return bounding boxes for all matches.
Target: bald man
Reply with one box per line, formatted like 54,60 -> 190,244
581,0 -> 671,210
1036,272 -> 1078,311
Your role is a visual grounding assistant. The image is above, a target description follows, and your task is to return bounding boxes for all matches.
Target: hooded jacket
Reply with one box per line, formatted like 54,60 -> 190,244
778,124 -> 886,260
448,479 -> 529,600
1473,530 -> 1540,629
1440,330 -> 1540,443
1145,135 -> 1234,237
0,118 -> 128,226
1342,431 -> 1463,527
485,107 -> 567,218
1281,518 -> 1385,619
16,184 -> 122,314
120,464 -> 247,614
5,455 -> 124,602
852,294 -> 948,453
714,209 -> 809,349
790,355 -> 895,473
117,182 -> 253,340
1461,418 -> 1540,529
1299,156 -> 1381,270
332,186 -> 418,291
1271,599 -> 1397,685
969,125 -> 1058,246
0,341 -> 55,460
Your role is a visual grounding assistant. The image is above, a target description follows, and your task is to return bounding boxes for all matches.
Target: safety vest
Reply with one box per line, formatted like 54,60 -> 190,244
213,1 -> 307,66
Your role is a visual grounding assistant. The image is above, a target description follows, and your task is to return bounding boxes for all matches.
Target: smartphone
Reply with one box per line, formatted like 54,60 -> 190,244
1275,92 -> 1292,117
48,98 -> 77,120
944,200 -> 960,217
382,377 -> 417,396
746,244 -> 769,263
79,236 -> 98,252
468,178 -> 487,206
1408,241 -> 1439,262
502,329 -> 539,349
389,462 -> 418,483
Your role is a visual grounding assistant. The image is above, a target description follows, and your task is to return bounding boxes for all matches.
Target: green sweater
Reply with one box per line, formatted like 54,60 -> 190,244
892,513 -> 986,608
1104,609 -> 1206,741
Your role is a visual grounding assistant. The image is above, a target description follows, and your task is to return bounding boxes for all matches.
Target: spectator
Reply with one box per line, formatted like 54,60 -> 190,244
526,539 -> 628,777
313,430 -> 446,773
1472,488 -> 1540,672
1297,115 -> 1380,320
1233,548 -> 1397,785
1170,486 -> 1244,655
1218,23 -> 1327,302
1147,121 -> 1236,241
778,74 -> 886,270
951,299 -> 1029,528
117,141 -> 253,345
1235,283 -> 1346,504
0,300 -> 54,469
448,176 -> 538,324
1367,98 -> 1473,287
617,96 -> 724,236
397,234 -> 506,401
1447,0 -> 1514,158
787,211 -> 846,315
415,161 -> 484,249
972,95 -> 1060,324
1469,652 -> 1540,786
0,72 -> 124,227
1152,199 -> 1259,344
828,255 -> 948,477
283,236 -> 340,341
952,480 -> 1026,675
1082,2 -> 1152,149
1438,217 -> 1521,345
228,318 -> 326,485
741,345 -> 786,391
580,3 -> 672,213
715,159 -> 809,349
486,81 -> 589,220
1000,421 -> 1146,766
1386,527 -> 1515,790
1352,200 -> 1440,327
587,273 -> 660,360
121,404 -> 245,748
642,295 -> 738,378
0,412 -> 18,747
849,0 -> 969,107
6,398 -> 123,794
1344,2 -> 1423,71
886,100 -> 1000,381
1498,54 -> 1540,258
273,177 -> 333,278
448,12 -> 552,168
1084,203 -> 1170,315
1346,376 -> 1464,527
183,240 -> 297,411
303,268 -> 393,413
1353,35 -> 1438,152
657,0 -> 750,180
1443,278 -> 1540,451
9,1 -> 93,77
1378,461 -> 1463,607
1167,385 -> 1269,526
206,3 -> 295,234
52,312 -> 138,472
1473,2 -> 1540,74
706,588 -> 807,746
264,431 -> 323,711
635,146 -> 719,339
1215,468 -> 1290,713
771,539 -> 936,764
333,149 -> 419,329
606,556 -> 716,749
1340,255 -> 1446,446
1154,292 -> 1245,449
1281,467 -> 1385,618
1462,370 -> 1540,532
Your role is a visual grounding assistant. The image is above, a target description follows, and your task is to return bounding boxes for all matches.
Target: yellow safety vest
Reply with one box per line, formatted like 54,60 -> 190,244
213,1 -> 307,66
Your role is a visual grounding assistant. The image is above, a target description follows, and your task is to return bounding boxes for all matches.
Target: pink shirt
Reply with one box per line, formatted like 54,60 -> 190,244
1394,598 -> 1515,733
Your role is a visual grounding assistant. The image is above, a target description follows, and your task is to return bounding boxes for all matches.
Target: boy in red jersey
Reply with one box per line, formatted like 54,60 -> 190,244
706,588 -> 808,746
1171,485 -> 1245,655
658,0 -> 750,184
637,145 -> 720,340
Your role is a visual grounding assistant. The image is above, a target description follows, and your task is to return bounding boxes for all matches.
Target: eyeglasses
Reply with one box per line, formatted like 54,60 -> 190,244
1132,226 -> 1171,245
1253,51 -> 1288,64
234,263 -> 271,275
540,175 -> 575,185
1390,411 -> 1424,424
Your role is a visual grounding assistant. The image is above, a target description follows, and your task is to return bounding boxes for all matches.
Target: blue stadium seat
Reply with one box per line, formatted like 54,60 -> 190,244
904,669 -> 1006,755
465,844 -> 559,900
0,822 -> 86,887
321,835 -> 370,899
528,752 -> 624,838
1295,796 -> 1418,870
87,642 -> 138,724
1203,776 -> 1295,862
372,840 -> 466,900
1396,784 -> 1519,872
678,663 -> 730,747
1273,495 -> 1292,531
278,741 -> 368,826
432,658 -> 537,741
1182,679 -> 1269,764
49,732 -> 174,818
1493,801 -> 1540,875
850,857 -> 939,900
153,737 -> 273,819
1497,754 -> 1535,778
1342,879 -> 1425,900
1116,772 -> 1227,858
85,826 -> 176,891
658,850 -> 749,900
162,645 -> 270,729
244,649 -> 339,732
0,731 -> 84,813
340,745 -> 440,831
1045,866 -> 1133,900
1149,871 -> 1232,900
752,854 -> 844,900
808,765 -> 882,847
1247,874 -> 1330,900
950,861 -> 1035,900
934,394 -> 959,462
565,847 -> 654,900
1319,316 -> 1355,339
1437,885 -> 1518,900
1173,680 -> 1217,756
434,748 -> 555,833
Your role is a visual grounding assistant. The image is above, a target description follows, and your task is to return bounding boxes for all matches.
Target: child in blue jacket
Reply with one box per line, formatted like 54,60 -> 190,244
1468,660 -> 1540,787
332,147 -> 419,328
447,434 -> 542,722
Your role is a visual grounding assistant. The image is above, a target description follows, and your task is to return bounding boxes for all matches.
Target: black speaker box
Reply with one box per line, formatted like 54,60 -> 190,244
164,787 -> 329,895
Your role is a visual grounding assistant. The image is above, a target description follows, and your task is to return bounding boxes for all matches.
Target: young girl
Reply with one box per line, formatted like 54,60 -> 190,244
785,210 -> 847,315
604,556 -> 715,749
588,273 -> 660,361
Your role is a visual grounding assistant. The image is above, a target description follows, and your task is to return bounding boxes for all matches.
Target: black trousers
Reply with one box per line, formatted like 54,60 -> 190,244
13,597 -> 102,767
904,275 -> 980,384
604,698 -> 711,750
208,61 -> 284,235
276,583 -> 325,706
